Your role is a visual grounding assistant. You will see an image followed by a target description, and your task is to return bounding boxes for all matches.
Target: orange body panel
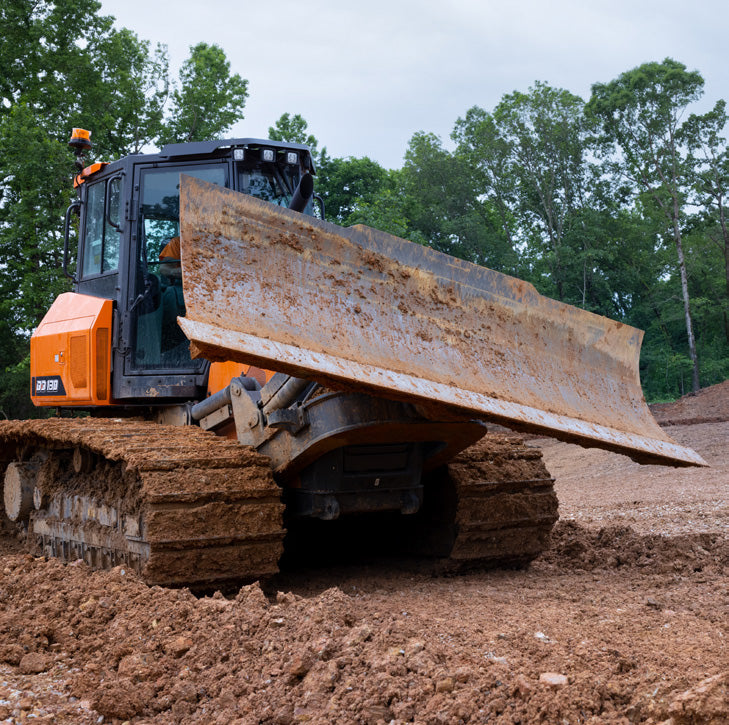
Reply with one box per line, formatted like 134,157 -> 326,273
31,292 -> 113,407
73,162 -> 108,188
207,361 -> 274,396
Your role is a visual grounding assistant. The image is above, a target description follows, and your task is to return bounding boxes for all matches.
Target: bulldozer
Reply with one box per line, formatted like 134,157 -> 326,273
0,129 -> 705,587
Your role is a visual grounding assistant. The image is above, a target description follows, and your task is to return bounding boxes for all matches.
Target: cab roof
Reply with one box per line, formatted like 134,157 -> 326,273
158,137 -> 316,172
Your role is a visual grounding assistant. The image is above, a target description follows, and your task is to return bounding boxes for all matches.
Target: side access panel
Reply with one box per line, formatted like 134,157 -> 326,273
31,292 -> 113,406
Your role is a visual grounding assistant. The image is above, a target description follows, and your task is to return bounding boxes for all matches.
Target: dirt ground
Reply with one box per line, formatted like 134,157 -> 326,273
1,384 -> 728,724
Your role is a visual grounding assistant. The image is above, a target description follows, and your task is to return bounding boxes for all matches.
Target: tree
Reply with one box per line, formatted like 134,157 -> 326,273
1,0 -> 112,119
588,58 -> 705,392
0,102 -> 78,418
344,176 -> 420,241
683,100 -> 729,342
399,131 -> 506,265
159,43 -> 248,144
316,155 -> 389,224
0,318 -> 34,420
86,28 -> 169,155
0,4 -> 250,417
268,112 -> 319,155
452,107 -> 520,267
456,83 -> 599,301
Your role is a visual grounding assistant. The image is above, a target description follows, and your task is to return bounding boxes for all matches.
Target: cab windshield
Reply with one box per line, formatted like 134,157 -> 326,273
239,164 -> 296,206
132,165 -> 226,372
131,161 -> 298,372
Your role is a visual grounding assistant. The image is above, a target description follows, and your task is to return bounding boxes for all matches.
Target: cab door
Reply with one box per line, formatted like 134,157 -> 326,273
116,160 -> 229,400
76,174 -> 124,300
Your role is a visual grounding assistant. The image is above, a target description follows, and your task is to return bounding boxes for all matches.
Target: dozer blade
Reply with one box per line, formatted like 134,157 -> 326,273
178,176 -> 705,467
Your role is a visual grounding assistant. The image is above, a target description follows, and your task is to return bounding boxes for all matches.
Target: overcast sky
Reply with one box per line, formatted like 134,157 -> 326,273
99,0 -> 728,169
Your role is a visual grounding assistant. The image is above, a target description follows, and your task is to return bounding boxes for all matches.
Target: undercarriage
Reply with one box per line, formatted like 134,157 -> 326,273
1,417 -> 557,586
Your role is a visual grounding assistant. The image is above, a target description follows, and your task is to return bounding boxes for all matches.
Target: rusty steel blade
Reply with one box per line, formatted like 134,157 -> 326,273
178,176 -> 705,467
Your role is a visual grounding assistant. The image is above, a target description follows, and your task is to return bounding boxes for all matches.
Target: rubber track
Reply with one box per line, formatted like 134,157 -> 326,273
0,419 -> 285,587
412,433 -> 559,569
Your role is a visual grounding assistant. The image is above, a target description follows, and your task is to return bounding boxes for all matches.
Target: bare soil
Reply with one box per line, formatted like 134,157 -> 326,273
1,382 -> 728,724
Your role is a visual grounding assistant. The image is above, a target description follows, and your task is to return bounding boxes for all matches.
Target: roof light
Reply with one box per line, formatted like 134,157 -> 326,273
233,148 -> 245,161
261,148 -> 275,162
69,128 -> 92,152
69,128 -> 93,172
285,151 -> 298,165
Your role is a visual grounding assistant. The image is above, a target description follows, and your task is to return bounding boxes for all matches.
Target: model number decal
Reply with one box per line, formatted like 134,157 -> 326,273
32,376 -> 66,396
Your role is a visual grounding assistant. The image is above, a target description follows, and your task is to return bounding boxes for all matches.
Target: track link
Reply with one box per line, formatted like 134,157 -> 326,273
0,419 -> 284,587
411,433 -> 558,569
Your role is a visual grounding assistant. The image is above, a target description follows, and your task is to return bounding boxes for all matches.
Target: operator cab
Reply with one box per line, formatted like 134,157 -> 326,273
70,138 -> 316,403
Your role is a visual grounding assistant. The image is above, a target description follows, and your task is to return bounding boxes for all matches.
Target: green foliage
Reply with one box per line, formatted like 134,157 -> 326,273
268,112 -> 319,155
316,155 -> 389,224
159,43 -> 248,144
454,82 -> 602,300
0,3 -> 249,416
0,346 -> 37,421
1,0 -> 112,119
401,131 -> 507,265
0,104 -> 74,331
344,173 -> 425,242
588,59 -> 710,392
682,100 -> 729,310
588,58 -> 704,174
452,108 -> 520,268
87,28 -> 169,155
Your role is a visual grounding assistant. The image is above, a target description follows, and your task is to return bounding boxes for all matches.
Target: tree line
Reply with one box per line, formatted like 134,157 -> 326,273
288,61 -> 729,404
1,1 -> 727,418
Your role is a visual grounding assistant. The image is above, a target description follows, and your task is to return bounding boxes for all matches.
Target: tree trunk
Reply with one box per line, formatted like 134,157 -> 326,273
671,208 -> 700,392
724,241 -> 729,344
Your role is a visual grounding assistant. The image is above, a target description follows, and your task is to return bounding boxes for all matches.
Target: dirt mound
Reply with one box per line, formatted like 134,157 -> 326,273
0,415 -> 726,723
650,379 -> 729,426
662,671 -> 729,725
1,555 -> 371,723
539,420 -> 729,537
1,535 -> 727,724
542,520 -> 729,574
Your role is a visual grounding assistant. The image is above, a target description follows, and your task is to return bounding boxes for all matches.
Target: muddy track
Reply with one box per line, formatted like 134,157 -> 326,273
1,422 -> 557,585
411,433 -> 558,569
0,419 -> 285,587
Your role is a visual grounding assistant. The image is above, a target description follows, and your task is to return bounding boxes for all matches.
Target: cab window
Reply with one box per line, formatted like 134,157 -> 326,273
238,165 -> 294,206
140,166 -> 226,263
81,178 -> 122,276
